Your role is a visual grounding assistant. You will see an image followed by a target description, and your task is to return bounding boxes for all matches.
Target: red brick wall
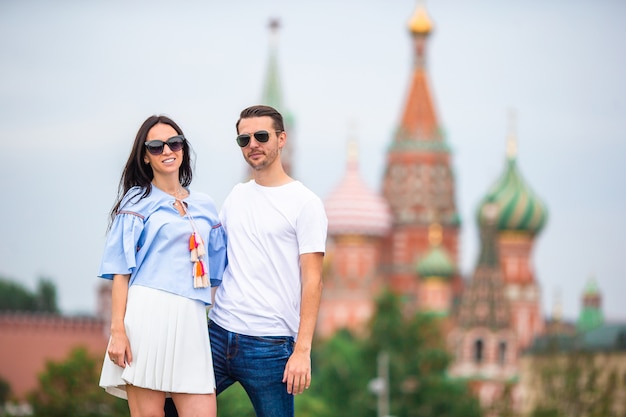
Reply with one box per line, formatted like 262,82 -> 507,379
0,313 -> 108,400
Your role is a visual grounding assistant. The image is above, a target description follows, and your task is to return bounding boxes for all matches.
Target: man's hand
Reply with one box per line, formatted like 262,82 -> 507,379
282,350 -> 311,395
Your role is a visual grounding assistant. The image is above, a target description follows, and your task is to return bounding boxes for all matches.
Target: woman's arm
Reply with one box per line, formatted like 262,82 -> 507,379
107,274 -> 132,367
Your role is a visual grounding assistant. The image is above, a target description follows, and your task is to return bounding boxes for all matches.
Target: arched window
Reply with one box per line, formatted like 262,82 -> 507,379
474,339 -> 484,364
498,341 -> 507,365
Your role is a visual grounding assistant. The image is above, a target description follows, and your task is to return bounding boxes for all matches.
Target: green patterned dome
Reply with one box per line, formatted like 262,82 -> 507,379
415,224 -> 455,279
477,140 -> 547,234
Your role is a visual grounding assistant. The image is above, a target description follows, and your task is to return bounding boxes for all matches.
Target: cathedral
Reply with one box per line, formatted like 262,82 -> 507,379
259,2 -> 549,408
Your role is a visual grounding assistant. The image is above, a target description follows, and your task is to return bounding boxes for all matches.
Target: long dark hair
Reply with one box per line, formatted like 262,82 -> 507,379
108,115 -> 193,227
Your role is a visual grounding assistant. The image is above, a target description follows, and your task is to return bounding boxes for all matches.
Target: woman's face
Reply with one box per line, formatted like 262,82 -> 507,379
143,123 -> 183,179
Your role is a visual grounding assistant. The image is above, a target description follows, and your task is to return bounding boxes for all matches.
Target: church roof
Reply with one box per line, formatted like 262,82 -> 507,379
526,323 -> 626,354
393,2 -> 445,147
577,277 -> 604,332
416,223 -> 455,278
477,125 -> 547,234
325,140 -> 392,237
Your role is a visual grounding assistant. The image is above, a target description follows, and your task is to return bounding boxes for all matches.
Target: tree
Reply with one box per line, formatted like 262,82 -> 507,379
0,278 -> 37,311
529,349 -> 623,417
28,347 -> 129,417
308,329 -> 371,416
307,290 -> 482,417
35,278 -> 59,314
0,277 -> 59,313
364,290 -> 481,417
0,375 -> 10,404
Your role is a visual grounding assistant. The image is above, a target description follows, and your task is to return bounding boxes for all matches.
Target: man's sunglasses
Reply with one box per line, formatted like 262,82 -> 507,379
145,135 -> 186,155
236,130 -> 282,147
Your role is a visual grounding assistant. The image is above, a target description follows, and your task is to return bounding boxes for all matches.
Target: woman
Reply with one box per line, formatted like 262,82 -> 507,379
98,115 -> 226,417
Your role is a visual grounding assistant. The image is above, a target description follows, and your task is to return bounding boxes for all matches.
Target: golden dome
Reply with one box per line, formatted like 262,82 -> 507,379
408,4 -> 433,34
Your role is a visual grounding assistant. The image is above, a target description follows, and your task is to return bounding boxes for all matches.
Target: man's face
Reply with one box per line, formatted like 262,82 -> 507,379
237,116 -> 284,171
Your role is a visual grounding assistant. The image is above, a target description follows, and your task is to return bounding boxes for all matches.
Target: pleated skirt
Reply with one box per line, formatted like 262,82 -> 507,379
99,285 -> 215,399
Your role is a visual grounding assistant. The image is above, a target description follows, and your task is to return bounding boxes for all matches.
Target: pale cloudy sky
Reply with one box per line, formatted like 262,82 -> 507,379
1,0 -> 624,322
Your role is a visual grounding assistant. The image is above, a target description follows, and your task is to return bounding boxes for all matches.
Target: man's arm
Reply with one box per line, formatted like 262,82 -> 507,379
282,251 -> 324,395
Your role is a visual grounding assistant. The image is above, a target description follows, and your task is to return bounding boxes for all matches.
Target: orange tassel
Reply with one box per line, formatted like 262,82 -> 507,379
189,233 -> 199,262
192,260 -> 209,289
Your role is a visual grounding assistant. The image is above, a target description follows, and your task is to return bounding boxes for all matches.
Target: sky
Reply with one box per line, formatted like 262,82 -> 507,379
0,0 -> 624,322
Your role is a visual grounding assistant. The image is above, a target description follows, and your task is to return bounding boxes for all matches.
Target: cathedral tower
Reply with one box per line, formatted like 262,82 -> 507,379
448,203 -> 517,407
476,114 -> 548,349
321,138 -> 392,338
381,3 -> 460,305
260,18 -> 295,177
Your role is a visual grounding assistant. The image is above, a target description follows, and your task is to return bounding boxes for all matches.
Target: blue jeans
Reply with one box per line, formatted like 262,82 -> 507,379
209,320 -> 295,417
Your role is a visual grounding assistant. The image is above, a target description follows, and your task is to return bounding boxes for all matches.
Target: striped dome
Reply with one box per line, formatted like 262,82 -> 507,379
477,139 -> 547,234
324,141 -> 392,237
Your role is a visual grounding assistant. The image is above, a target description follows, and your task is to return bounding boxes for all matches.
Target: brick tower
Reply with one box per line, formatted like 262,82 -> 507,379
476,114 -> 548,350
381,3 -> 461,307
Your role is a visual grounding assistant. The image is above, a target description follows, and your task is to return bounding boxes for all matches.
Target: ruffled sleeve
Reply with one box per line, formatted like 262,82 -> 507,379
207,222 -> 227,287
98,211 -> 145,279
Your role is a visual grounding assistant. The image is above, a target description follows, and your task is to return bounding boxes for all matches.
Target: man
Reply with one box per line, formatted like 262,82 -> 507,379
209,104 -> 327,416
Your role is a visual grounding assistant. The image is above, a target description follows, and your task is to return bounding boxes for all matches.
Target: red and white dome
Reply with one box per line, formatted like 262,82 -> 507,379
324,140 -> 392,237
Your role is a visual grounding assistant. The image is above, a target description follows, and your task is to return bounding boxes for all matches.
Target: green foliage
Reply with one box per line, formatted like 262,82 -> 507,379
0,277 -> 59,313
215,383 -> 255,417
35,279 -> 59,313
306,289 -> 481,417
27,347 -> 129,417
0,279 -> 37,311
0,375 -> 10,403
214,290 -> 480,417
308,329 -> 373,416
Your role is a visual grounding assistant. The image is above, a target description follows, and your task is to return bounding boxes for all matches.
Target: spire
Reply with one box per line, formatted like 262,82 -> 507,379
395,1 -> 443,146
552,289 -> 563,323
506,108 -> 518,160
259,18 -> 295,177
261,18 -> 283,109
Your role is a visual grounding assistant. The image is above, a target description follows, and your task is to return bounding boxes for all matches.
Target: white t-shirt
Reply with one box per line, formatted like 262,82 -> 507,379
209,180 -> 328,339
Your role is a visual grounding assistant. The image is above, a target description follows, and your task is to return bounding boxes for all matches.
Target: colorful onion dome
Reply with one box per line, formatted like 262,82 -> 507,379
324,140 -> 392,237
416,223 -> 455,279
477,128 -> 548,235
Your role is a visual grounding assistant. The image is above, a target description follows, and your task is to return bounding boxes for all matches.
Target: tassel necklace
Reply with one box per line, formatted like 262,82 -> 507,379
173,189 -> 209,289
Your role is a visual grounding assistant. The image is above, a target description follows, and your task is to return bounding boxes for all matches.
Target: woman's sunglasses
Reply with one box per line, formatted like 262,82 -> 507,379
145,135 -> 185,155
236,130 -> 282,147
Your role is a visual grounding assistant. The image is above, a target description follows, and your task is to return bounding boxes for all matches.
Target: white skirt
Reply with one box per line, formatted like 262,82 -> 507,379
99,285 -> 215,399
